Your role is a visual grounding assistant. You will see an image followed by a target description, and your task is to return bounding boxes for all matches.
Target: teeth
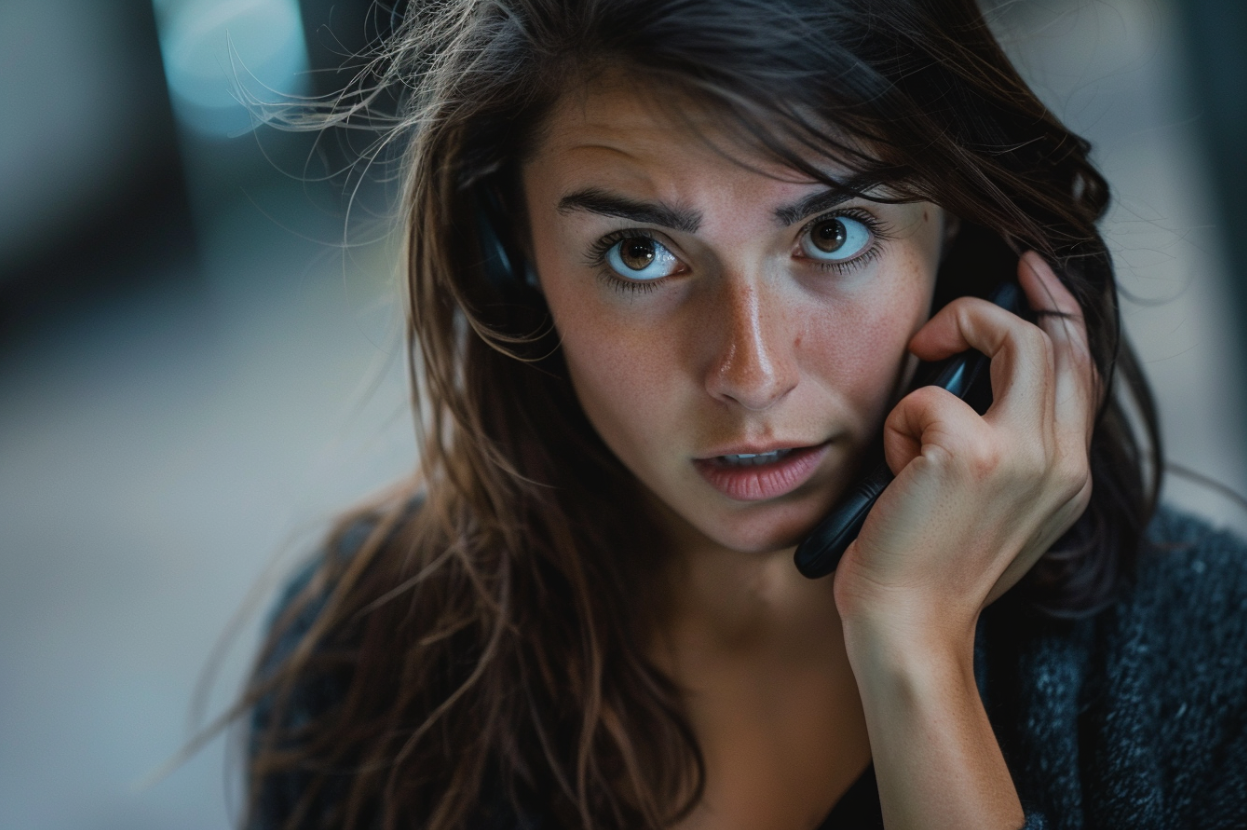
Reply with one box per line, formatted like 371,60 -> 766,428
719,449 -> 793,467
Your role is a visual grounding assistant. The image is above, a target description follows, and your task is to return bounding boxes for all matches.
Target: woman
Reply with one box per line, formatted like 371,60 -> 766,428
244,1 -> 1247,828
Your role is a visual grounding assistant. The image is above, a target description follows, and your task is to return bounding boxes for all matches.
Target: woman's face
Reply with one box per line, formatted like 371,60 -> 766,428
522,81 -> 950,555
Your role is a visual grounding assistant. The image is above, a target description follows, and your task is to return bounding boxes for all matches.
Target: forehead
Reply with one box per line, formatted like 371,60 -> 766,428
536,78 -> 706,156
525,76 -> 854,195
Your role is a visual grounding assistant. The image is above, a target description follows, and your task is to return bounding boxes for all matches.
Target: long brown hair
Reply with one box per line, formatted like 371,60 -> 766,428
243,1 -> 1162,828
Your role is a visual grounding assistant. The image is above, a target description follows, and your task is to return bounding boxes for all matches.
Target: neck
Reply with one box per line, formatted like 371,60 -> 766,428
648,507 -> 845,676
646,504 -> 871,830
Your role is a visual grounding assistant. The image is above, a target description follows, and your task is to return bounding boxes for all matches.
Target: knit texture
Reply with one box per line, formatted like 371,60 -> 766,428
250,506 -> 1247,828
975,507 -> 1247,829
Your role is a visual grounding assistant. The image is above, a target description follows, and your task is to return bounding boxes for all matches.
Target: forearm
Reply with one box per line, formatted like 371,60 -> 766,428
843,616 -> 1024,830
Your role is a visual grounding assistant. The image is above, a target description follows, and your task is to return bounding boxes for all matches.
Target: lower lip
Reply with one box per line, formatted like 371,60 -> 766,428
693,444 -> 830,502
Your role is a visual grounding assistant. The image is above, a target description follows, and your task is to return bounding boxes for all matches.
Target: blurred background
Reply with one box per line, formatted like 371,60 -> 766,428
0,0 -> 1244,827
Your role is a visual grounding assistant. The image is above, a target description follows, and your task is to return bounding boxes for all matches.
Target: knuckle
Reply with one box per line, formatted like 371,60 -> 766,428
904,384 -> 960,421
1053,447 -> 1092,503
951,297 -> 991,329
1021,323 -> 1054,365
1001,439 -> 1050,495
1030,440 -> 1053,475
905,384 -> 943,407
962,437 -> 1004,480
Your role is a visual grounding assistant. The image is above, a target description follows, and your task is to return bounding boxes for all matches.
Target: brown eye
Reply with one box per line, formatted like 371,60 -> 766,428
799,214 -> 872,263
620,238 -> 656,270
605,235 -> 682,282
811,218 -> 848,253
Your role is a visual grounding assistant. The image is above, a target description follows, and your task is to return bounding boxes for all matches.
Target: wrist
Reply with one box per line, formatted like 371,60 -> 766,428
832,549 -> 986,633
840,609 -> 978,694
836,581 -> 979,649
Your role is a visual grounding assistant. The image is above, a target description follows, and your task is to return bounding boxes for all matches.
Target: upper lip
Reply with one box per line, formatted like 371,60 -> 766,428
695,439 -> 828,460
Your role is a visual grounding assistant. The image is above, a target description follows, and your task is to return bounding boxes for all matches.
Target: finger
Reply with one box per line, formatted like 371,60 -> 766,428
1016,251 -> 1084,342
882,384 -> 990,476
908,296 -> 1053,432
1016,252 -> 1098,444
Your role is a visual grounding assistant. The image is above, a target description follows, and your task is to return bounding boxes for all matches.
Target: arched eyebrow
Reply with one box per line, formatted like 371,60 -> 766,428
773,188 -> 856,226
556,185 -> 860,232
557,187 -> 701,233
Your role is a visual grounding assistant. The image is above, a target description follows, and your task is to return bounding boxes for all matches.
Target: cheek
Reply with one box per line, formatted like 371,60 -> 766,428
555,304 -> 685,462
801,283 -> 933,432
813,326 -> 891,422
526,220 -> 672,467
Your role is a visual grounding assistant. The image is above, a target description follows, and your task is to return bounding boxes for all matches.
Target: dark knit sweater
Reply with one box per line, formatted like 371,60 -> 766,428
251,506 -> 1247,828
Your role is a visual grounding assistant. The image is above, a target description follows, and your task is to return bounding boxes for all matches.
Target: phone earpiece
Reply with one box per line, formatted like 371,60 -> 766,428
474,186 -> 520,290
473,184 -> 540,295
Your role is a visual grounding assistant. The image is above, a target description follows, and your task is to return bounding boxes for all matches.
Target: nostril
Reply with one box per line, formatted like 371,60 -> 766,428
706,338 -> 798,411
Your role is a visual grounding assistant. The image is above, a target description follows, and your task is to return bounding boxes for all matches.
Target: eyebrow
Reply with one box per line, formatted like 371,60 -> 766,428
772,188 -> 857,226
557,188 -> 702,233
555,185 -> 863,233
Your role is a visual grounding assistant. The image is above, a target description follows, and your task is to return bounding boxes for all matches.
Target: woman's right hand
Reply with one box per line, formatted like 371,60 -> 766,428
831,251 -> 1096,643
830,252 -> 1095,830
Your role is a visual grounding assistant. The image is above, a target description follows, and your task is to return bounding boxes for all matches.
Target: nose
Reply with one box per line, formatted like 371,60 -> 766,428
702,280 -> 799,411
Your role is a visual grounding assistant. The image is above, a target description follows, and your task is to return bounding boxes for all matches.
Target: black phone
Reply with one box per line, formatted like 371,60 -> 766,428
792,281 -> 1028,579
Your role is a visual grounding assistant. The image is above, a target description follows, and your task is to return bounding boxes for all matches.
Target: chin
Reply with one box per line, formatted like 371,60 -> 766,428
694,504 -> 821,555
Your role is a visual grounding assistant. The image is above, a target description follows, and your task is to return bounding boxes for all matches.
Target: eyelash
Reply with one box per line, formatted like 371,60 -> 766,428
797,208 -> 889,275
586,208 -> 890,294
586,229 -> 668,295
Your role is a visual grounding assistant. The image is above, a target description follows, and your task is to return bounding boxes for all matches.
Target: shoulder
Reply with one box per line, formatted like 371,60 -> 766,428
1084,504 -> 1247,823
247,498 -> 524,830
257,515 -> 381,669
248,499 -> 436,829
1096,503 -> 1247,702
983,505 -> 1247,826
1113,504 -> 1247,653
259,496 -> 424,666
246,515 -> 381,829
252,511 -> 384,712
1099,502 -> 1247,709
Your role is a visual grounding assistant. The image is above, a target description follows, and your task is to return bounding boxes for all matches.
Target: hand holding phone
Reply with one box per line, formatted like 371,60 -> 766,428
794,282 -> 1028,579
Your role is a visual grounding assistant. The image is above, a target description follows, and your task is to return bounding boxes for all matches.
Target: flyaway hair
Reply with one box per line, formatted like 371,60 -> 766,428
242,2 -> 1161,828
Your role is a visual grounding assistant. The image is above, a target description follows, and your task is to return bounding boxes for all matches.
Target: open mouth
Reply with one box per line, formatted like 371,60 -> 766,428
693,442 -> 831,501
713,448 -> 797,467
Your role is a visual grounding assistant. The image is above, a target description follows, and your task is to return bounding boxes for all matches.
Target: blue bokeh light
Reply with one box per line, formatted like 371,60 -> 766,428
153,0 -> 310,137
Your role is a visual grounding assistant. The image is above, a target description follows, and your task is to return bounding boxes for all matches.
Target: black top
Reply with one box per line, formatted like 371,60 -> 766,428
251,506 -> 1247,829
818,763 -> 881,828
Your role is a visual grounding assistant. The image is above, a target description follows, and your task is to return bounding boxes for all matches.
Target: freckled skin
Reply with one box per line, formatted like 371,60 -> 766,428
522,83 -> 949,556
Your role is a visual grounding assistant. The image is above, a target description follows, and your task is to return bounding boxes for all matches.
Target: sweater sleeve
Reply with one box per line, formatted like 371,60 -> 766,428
1080,507 -> 1247,828
976,505 -> 1247,830
1138,509 -> 1247,826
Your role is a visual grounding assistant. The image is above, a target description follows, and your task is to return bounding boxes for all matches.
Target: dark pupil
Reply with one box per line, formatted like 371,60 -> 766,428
812,219 -> 847,253
621,238 -> 656,270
